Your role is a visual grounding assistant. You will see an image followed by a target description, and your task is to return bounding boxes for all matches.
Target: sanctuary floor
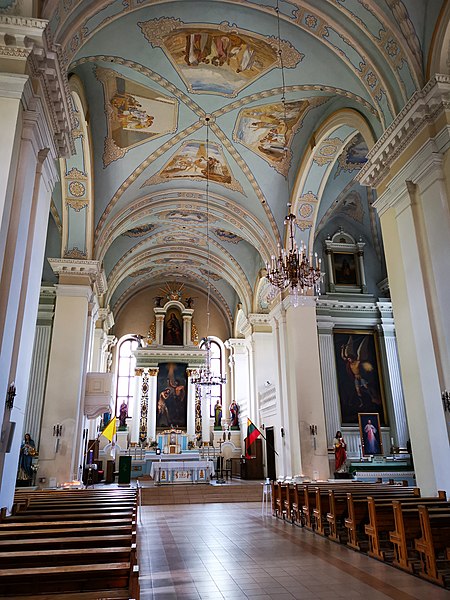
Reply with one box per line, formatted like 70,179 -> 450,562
137,502 -> 449,600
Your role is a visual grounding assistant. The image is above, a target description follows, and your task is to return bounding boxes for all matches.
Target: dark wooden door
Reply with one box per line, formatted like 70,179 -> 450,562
265,427 -> 276,480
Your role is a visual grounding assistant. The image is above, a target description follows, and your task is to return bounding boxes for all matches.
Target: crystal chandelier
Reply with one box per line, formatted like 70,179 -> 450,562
265,0 -> 324,302
191,337 -> 227,387
192,116 -> 226,389
266,203 -> 323,297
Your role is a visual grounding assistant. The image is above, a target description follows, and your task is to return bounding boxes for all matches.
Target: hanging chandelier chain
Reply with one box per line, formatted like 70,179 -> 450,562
265,0 -> 324,301
205,116 -> 211,336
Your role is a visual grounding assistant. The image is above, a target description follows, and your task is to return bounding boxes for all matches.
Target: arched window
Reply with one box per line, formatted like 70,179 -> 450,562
116,337 -> 139,417
200,338 -> 225,417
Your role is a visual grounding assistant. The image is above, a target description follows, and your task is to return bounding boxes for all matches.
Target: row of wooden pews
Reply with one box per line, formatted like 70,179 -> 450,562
271,479 -> 450,588
0,488 -> 140,599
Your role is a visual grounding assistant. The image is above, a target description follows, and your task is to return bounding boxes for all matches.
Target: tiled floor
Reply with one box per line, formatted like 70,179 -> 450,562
137,502 -> 450,599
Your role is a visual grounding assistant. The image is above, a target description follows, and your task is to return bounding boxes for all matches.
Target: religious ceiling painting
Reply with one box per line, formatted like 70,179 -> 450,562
145,141 -> 243,192
122,224 -> 155,237
154,257 -> 198,267
233,100 -> 309,175
129,267 -> 153,278
138,18 -> 303,97
158,209 -> 208,224
336,134 -> 368,176
214,229 -> 243,244
199,268 -> 221,281
162,233 -> 205,246
96,67 -> 178,167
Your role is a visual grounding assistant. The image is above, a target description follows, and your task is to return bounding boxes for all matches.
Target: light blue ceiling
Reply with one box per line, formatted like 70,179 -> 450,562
42,0 -> 446,324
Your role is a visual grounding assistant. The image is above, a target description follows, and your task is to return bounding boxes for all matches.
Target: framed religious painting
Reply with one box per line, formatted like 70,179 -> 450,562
332,252 -> 358,286
358,412 -> 383,456
333,330 -> 387,425
156,362 -> 187,430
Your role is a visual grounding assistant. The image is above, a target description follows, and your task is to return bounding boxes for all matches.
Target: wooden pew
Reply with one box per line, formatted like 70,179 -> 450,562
275,483 -> 289,520
344,488 -> 420,550
1,488 -> 139,598
414,505 -> 450,586
364,494 -> 448,561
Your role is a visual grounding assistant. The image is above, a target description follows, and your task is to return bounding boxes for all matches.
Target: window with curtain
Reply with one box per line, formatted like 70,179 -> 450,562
116,337 -> 139,417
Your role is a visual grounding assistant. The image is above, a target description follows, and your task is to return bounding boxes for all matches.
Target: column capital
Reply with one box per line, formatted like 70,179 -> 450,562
97,307 -> 115,332
48,258 -> 107,297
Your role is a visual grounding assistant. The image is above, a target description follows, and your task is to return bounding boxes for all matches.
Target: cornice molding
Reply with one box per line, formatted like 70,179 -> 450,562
49,258 -> 107,296
357,74 -> 450,189
0,14 -> 74,157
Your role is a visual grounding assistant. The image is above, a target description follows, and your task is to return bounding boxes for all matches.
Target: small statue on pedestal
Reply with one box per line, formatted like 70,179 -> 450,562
229,401 -> 240,429
119,402 -> 129,428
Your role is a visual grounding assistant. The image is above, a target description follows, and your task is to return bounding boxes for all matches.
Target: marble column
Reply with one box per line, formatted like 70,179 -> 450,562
317,320 -> 341,446
376,302 -> 409,447
23,286 -> 56,442
186,370 -> 197,438
147,369 -> 158,443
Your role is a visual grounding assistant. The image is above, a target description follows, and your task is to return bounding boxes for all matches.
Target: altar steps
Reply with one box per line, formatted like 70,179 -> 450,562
140,481 -> 262,505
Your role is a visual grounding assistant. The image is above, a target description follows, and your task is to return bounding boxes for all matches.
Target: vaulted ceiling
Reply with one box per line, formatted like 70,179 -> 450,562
41,0 -> 447,332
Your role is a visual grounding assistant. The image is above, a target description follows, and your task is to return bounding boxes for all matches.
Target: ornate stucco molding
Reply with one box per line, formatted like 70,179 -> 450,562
0,14 -> 74,157
357,74 -> 450,189
48,258 -> 107,296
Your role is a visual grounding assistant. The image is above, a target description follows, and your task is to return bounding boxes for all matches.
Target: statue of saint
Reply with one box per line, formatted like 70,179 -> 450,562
119,402 -> 128,428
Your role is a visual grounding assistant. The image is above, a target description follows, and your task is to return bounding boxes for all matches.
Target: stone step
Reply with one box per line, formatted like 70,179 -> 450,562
140,482 -> 263,505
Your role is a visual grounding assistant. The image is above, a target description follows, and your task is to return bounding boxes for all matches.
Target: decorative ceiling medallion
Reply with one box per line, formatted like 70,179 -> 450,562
122,224 -> 155,237
64,167 -> 89,212
68,181 -> 85,197
296,191 -> 318,231
214,228 -> 243,244
96,67 -> 178,167
233,99 -> 308,175
336,133 -> 368,176
312,137 -> 343,166
143,140 -> 243,193
199,268 -> 221,281
138,18 -> 303,97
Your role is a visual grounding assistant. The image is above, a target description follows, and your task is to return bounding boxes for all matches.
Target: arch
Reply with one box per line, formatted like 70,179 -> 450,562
427,1 -> 450,78
291,109 -> 377,255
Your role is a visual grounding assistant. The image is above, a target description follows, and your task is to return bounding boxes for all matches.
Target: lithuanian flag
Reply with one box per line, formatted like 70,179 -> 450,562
245,418 -> 262,458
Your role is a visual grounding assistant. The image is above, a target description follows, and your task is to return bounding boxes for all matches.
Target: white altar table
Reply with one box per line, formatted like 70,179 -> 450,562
150,460 -> 215,484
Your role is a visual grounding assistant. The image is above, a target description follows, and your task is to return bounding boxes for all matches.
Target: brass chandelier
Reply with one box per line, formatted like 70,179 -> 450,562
265,0 -> 323,300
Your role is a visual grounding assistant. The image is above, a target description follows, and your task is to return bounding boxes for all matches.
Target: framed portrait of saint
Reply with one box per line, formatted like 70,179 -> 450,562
156,362 -> 187,430
358,413 -> 383,455
333,252 -> 358,286
333,330 -> 387,425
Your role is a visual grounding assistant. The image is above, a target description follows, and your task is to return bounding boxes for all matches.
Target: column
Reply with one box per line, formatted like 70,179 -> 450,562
0,15 -> 73,510
358,75 -> 450,495
225,339 -> 250,430
283,296 -> 329,479
317,320 -> 341,445
186,369 -> 197,437
38,283 -> 91,485
130,370 -> 142,444
23,286 -> 56,441
377,302 -> 409,447
147,369 -> 158,443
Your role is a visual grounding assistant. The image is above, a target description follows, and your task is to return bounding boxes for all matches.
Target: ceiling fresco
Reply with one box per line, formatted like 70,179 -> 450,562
40,0 -> 446,333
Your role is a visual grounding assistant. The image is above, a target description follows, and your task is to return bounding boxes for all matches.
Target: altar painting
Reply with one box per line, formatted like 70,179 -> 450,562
333,331 -> 386,425
234,100 -> 308,172
156,362 -> 187,429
